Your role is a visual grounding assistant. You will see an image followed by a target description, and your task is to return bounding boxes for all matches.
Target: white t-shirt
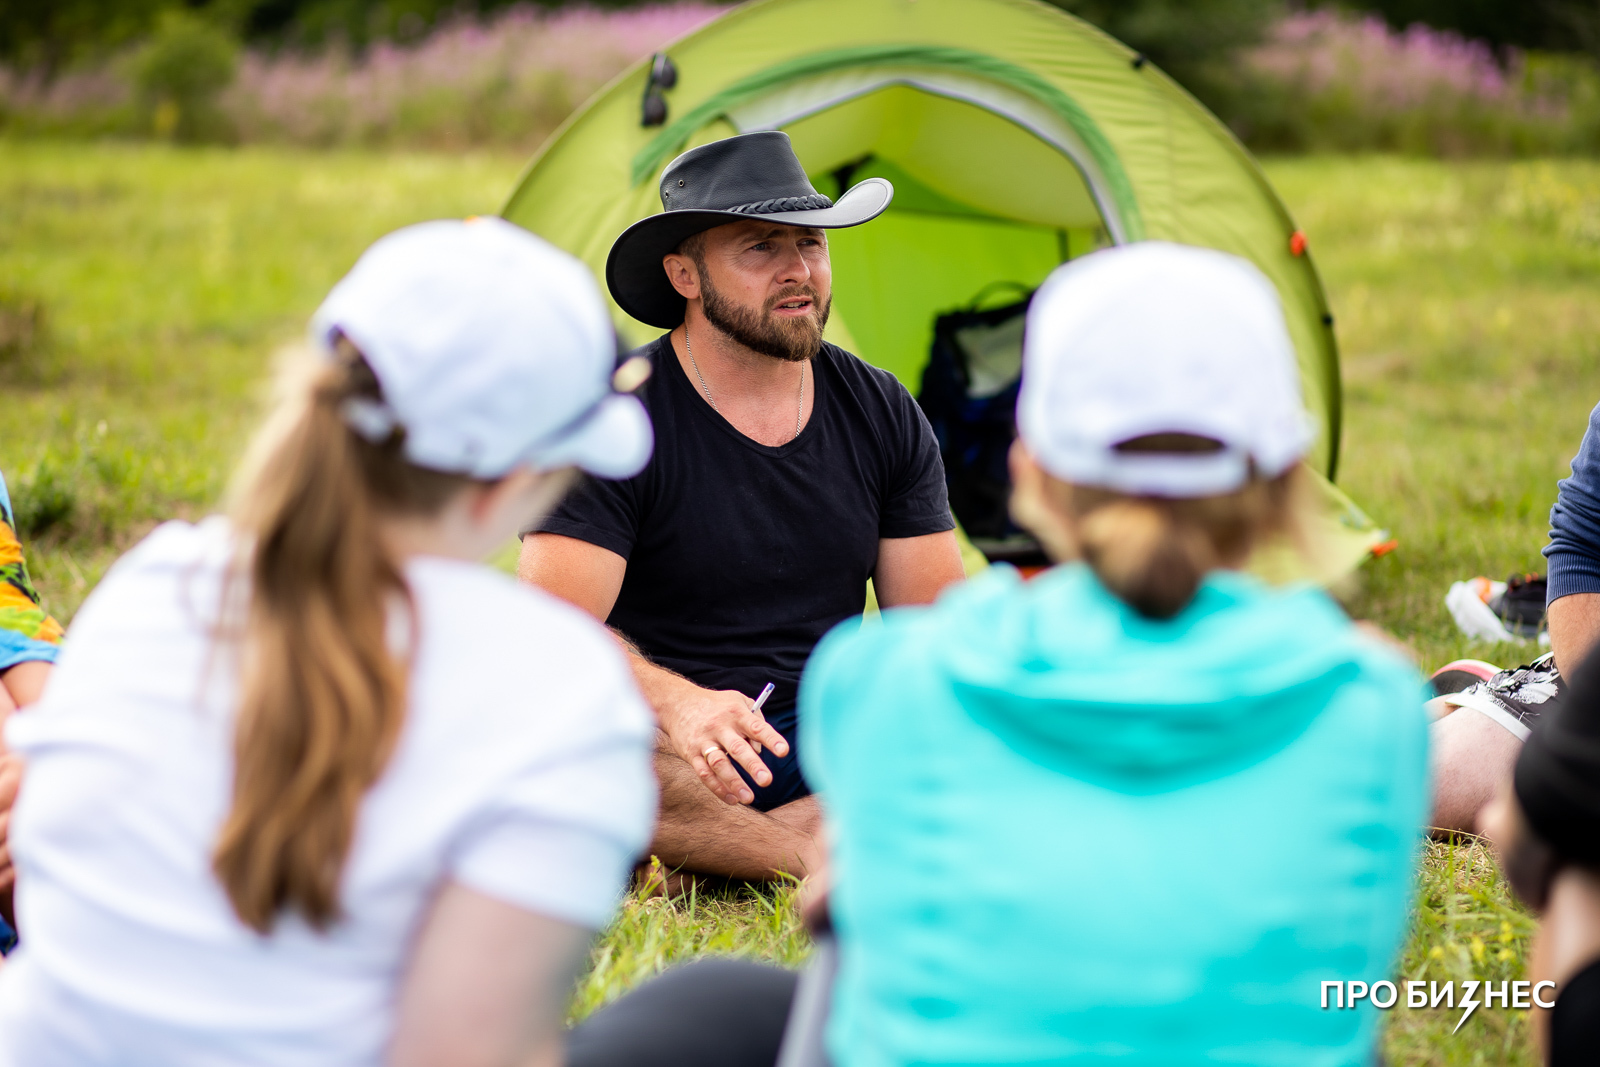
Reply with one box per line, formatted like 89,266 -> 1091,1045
0,518 -> 656,1066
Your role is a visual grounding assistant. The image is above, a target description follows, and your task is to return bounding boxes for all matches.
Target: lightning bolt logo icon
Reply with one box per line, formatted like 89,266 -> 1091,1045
1452,981 -> 1481,1033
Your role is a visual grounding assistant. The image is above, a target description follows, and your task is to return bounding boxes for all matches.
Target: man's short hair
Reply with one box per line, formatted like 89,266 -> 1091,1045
675,230 -> 708,264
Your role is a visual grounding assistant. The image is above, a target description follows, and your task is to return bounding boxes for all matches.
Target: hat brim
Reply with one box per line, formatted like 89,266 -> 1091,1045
606,177 -> 893,330
529,392 -> 653,479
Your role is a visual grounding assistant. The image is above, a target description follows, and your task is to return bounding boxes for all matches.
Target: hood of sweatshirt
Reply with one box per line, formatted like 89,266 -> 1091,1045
938,563 -> 1368,792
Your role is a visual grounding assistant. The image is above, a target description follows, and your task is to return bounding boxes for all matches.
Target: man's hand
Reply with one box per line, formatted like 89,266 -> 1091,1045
518,532 -> 792,805
655,680 -> 788,806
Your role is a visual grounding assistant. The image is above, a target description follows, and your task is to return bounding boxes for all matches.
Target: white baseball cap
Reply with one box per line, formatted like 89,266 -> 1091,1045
1017,241 -> 1312,497
310,217 -> 652,480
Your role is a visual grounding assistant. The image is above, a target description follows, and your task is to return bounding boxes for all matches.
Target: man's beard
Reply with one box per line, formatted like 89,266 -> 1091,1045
699,269 -> 831,364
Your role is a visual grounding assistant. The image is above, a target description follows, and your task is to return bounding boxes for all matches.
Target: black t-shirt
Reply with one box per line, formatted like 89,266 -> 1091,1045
533,335 -> 953,723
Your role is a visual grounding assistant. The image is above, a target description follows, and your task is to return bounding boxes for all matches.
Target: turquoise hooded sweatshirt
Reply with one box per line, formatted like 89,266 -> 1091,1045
799,563 -> 1428,1067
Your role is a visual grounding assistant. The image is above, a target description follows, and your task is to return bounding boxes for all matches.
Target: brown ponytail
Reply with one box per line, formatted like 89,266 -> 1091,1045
1013,435 -> 1305,620
214,341 -> 473,933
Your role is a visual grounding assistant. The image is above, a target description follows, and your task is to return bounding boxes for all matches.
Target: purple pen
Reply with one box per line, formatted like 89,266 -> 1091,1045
746,683 -> 777,756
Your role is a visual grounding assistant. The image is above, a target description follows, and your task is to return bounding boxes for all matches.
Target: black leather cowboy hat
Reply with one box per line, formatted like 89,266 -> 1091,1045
605,131 -> 893,329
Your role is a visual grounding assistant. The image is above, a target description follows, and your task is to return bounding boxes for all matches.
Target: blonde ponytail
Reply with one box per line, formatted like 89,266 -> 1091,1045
1014,437 -> 1304,620
215,342 -> 473,933
1076,499 -> 1219,619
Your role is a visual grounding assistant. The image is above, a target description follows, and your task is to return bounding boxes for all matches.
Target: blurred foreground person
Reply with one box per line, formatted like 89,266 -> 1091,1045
796,243 -> 1430,1065
0,219 -> 658,1067
1481,643 -> 1600,1064
1430,405 -> 1600,833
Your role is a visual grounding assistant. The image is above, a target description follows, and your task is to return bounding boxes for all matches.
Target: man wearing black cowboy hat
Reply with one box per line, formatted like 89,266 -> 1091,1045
520,131 -> 965,884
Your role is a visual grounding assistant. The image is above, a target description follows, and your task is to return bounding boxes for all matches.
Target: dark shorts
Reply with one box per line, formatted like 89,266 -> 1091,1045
567,957 -> 797,1067
735,710 -> 812,812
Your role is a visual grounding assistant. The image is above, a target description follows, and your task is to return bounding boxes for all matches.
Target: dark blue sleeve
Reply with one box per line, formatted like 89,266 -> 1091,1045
1544,402 -> 1600,604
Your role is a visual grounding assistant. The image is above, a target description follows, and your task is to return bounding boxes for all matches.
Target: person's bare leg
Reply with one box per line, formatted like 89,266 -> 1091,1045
0,660 -> 51,708
0,679 -> 15,748
649,746 -> 822,882
1429,708 -> 1523,834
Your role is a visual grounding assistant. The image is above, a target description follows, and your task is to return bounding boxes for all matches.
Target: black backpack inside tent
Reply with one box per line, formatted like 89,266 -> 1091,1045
917,284 -> 1045,567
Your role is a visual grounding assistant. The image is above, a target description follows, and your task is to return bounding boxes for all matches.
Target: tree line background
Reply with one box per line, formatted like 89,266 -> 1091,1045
2,0 -> 1598,155
6,0 -> 1597,72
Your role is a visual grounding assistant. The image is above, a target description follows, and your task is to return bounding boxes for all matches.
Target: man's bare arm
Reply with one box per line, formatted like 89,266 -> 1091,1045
872,530 -> 967,609
1550,592 -> 1600,678
517,532 -> 626,622
517,533 -> 786,805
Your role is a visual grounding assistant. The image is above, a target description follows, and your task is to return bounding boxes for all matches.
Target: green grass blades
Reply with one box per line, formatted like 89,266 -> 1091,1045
1268,156 -> 1600,670
570,866 -> 812,1024
1385,839 -> 1541,1066
5,144 -> 1598,1062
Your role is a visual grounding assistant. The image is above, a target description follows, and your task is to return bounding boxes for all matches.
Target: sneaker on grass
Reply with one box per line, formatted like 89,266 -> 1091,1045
1430,652 -> 1563,741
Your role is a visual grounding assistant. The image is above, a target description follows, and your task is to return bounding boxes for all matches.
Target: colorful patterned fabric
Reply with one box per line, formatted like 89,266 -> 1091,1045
0,472 -> 62,671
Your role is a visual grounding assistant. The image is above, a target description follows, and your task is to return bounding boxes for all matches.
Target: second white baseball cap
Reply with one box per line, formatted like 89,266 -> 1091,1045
1018,241 -> 1312,497
310,217 -> 652,480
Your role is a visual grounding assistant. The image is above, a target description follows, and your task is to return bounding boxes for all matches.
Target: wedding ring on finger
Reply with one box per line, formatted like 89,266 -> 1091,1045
702,744 -> 725,764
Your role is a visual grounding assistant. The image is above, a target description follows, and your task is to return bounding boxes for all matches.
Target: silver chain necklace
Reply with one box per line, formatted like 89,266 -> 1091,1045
685,329 -> 805,442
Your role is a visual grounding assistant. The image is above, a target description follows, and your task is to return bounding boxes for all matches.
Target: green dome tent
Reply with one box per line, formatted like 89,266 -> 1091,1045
501,0 -> 1384,578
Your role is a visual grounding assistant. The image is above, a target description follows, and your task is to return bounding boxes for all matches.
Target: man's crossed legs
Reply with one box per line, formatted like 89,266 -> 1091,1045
649,733 -> 823,884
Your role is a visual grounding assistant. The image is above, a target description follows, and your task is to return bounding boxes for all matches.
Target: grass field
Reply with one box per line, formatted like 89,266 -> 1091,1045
3,142 -> 1598,1063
